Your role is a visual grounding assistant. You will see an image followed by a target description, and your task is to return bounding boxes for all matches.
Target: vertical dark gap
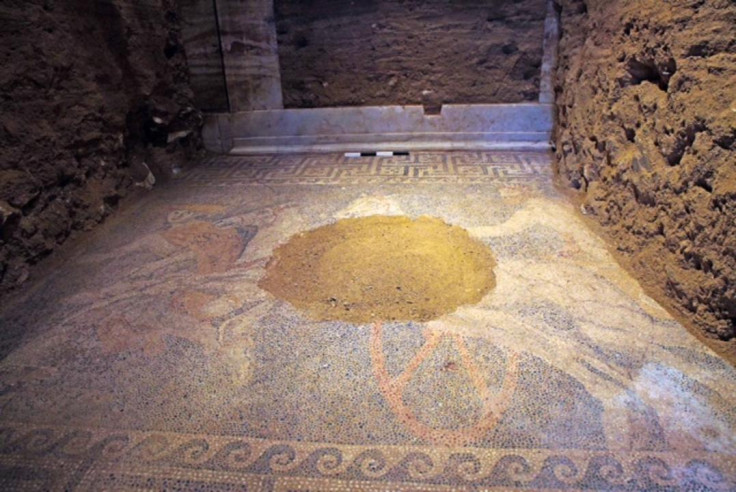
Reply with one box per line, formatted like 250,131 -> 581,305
212,0 -> 231,112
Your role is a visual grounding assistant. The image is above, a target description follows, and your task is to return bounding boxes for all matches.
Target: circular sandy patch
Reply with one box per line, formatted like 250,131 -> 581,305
259,215 -> 496,323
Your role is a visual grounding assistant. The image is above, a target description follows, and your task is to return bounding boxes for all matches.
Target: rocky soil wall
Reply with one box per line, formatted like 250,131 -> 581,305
275,0 -> 546,108
0,0 -> 202,293
554,0 -> 736,343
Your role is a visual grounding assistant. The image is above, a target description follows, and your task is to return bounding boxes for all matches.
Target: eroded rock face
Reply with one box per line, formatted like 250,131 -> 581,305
0,0 -> 202,293
554,0 -> 736,340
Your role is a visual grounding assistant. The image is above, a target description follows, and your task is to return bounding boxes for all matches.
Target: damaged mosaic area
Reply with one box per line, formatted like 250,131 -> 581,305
0,152 -> 735,490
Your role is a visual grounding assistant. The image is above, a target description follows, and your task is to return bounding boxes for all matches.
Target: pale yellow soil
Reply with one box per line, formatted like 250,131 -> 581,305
259,215 -> 496,323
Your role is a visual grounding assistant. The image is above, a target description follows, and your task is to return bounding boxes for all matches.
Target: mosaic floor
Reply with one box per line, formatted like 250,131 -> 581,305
1,151 -> 735,491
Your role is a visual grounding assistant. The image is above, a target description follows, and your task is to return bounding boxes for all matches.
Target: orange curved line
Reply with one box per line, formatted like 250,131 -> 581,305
370,321 -> 520,447
452,334 -> 492,402
391,331 -> 442,393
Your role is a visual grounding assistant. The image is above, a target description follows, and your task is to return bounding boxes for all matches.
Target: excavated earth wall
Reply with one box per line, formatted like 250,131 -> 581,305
275,0 -> 547,108
554,0 -> 736,344
0,0 -> 202,293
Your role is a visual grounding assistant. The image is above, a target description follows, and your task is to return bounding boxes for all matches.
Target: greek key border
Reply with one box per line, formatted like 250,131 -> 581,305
178,152 -> 554,187
1,422 -> 734,491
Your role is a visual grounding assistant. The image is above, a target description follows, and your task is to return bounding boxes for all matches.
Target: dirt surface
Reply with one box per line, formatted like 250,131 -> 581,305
554,0 -> 736,344
259,215 -> 496,323
275,0 -> 546,108
0,0 -> 202,295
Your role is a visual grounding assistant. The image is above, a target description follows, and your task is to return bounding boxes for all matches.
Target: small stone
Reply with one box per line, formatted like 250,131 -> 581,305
0,200 -> 21,239
166,130 -> 191,144
0,170 -> 40,208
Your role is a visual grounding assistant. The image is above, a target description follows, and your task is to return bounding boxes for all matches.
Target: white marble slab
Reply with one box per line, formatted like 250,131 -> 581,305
203,104 -> 554,154
215,0 -> 283,111
539,0 -> 561,104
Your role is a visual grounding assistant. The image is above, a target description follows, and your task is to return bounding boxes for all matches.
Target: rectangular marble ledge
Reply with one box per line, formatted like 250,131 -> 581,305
203,104 -> 554,154
229,141 -> 552,154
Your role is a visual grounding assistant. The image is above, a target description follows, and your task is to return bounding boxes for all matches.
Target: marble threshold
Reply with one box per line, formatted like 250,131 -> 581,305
202,103 -> 554,154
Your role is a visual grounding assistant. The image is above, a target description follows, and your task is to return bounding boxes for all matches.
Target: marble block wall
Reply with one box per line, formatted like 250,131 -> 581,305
215,0 -> 283,111
180,0 -> 229,111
